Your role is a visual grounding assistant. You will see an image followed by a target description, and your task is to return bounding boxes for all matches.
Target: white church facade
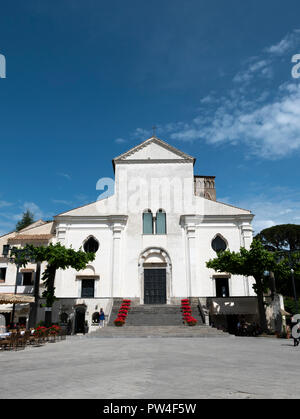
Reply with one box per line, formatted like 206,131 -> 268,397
0,137 -> 259,333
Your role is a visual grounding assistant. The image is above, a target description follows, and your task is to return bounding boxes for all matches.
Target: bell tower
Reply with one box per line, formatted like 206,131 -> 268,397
194,175 -> 216,201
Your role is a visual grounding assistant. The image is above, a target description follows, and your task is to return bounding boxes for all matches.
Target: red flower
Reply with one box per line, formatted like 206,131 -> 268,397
114,301 -> 131,326
114,317 -> 125,327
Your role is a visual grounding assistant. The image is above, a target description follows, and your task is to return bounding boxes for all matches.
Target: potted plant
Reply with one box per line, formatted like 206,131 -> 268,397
114,318 -> 125,327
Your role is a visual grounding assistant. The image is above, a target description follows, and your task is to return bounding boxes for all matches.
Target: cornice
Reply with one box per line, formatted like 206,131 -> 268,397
115,158 -> 193,165
114,137 -> 195,161
180,213 -> 254,226
54,215 -> 128,225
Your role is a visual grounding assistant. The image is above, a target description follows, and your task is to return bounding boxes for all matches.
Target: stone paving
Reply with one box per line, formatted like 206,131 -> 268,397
0,336 -> 299,399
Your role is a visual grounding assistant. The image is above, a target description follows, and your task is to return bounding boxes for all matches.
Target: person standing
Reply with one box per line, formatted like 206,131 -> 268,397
99,309 -> 105,328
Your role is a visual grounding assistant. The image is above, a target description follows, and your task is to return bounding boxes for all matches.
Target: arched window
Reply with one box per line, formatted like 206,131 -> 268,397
83,236 -> 99,253
212,235 -> 227,253
143,210 -> 153,235
156,209 -> 166,235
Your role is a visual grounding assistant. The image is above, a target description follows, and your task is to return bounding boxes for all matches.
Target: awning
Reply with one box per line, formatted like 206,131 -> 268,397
0,294 -> 35,304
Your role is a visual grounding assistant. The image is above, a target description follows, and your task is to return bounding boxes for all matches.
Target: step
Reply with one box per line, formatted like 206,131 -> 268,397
88,325 -> 230,339
109,304 -> 204,327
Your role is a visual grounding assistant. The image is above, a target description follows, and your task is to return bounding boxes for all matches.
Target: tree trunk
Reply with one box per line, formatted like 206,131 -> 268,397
255,277 -> 268,332
45,310 -> 52,328
44,266 -> 56,327
28,262 -> 41,328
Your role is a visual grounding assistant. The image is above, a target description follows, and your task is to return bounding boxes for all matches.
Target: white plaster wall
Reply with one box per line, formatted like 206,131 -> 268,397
55,146 -> 255,302
195,222 -> 256,297
115,161 -> 195,215
125,142 -> 183,160
55,223 -> 112,299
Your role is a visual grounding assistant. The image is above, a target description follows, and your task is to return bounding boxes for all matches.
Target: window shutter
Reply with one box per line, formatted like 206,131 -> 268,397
156,212 -> 166,235
143,213 -> 153,235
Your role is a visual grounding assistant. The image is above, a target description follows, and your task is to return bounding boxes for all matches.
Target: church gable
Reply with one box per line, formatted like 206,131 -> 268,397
126,142 -> 183,160
113,137 -> 195,165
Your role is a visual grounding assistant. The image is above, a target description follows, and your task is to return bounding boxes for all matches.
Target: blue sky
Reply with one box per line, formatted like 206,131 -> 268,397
0,0 -> 300,235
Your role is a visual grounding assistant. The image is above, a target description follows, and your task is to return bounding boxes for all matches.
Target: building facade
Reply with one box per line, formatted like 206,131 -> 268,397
0,137 -> 259,333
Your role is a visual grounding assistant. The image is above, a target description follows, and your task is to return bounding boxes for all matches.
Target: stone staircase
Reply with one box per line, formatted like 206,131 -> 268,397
87,302 -> 230,338
111,304 -> 185,326
87,325 -> 230,338
108,302 -> 205,326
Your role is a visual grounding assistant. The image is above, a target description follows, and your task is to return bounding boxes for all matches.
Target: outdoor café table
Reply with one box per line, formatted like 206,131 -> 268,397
0,333 -> 10,340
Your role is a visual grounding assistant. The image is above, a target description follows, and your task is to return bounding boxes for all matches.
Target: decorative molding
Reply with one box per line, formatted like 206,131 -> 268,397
138,247 -> 172,268
113,137 -> 195,165
180,214 -> 254,226
54,215 -> 128,225
138,246 -> 173,305
115,159 -> 193,165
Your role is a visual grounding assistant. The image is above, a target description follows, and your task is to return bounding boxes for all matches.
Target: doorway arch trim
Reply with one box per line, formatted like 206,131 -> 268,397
138,247 -> 172,305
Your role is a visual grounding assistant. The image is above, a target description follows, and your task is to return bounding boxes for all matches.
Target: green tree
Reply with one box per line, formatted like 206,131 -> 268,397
21,243 -> 95,326
256,224 -> 300,251
206,240 -> 287,332
16,210 -> 35,231
283,297 -> 300,316
256,225 -> 300,297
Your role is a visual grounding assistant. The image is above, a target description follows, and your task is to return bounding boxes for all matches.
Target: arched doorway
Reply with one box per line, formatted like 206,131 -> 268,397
74,305 -> 86,334
139,248 -> 172,305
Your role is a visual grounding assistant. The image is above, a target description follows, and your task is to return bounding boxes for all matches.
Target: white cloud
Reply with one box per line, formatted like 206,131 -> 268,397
233,59 -> 272,84
233,191 -> 300,234
52,199 -> 72,206
22,202 -> 45,219
115,138 -> 127,144
57,172 -> 72,180
266,30 -> 300,56
0,220 -> 17,236
0,200 -> 53,236
232,30 -> 300,86
170,81 -> 300,159
136,30 -> 297,159
0,200 -> 13,208
133,128 -> 153,139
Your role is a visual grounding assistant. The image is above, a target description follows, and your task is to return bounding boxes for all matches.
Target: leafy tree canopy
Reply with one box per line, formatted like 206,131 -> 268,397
256,224 -> 300,297
19,243 -> 95,307
206,239 -> 287,288
256,224 -> 300,251
16,210 -> 35,231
